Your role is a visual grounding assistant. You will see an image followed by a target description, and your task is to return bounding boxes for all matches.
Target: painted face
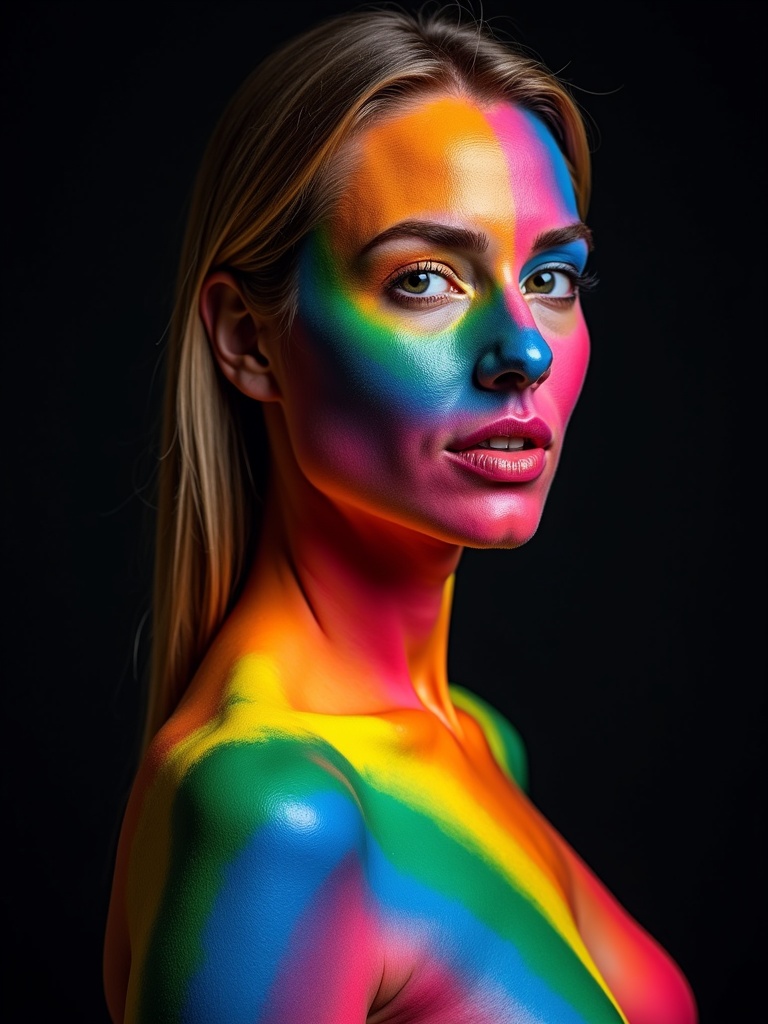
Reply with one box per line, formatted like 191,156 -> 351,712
271,95 -> 591,547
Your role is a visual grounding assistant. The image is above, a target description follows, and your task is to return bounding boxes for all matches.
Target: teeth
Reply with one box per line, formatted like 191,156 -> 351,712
487,436 -> 526,450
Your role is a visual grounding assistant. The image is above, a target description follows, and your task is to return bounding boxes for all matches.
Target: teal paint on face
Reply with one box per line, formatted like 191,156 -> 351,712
296,229 -> 466,408
471,287 -> 553,388
295,231 -> 553,422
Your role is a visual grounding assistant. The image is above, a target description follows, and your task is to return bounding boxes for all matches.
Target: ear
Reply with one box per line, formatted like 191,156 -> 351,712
200,271 -> 282,402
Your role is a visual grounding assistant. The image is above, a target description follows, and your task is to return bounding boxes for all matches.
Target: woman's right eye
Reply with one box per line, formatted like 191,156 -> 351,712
385,261 -> 466,307
396,270 -> 452,296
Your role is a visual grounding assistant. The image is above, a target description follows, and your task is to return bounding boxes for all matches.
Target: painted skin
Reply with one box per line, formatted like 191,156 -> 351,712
104,97 -> 699,1023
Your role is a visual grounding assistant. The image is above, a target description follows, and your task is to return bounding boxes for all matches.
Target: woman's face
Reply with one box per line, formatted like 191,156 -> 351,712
271,95 -> 591,548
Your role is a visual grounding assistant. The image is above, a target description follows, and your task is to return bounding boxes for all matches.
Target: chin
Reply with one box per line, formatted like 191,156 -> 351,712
447,488 -> 550,550
456,521 -> 543,551
402,498 -> 548,551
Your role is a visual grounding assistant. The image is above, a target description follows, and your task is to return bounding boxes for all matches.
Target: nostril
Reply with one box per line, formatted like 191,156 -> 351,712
493,371 -> 523,389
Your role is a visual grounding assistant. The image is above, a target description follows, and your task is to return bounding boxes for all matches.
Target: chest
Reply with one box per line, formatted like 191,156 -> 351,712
357,785 -> 625,1024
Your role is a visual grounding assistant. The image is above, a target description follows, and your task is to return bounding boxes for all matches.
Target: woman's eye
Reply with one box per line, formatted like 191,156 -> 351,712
521,268 -> 576,300
386,262 -> 465,306
392,270 -> 454,297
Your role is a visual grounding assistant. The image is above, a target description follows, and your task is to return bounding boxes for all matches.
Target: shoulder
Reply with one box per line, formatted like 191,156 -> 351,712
168,730 -> 369,863
127,734 -> 375,1021
449,683 -> 529,792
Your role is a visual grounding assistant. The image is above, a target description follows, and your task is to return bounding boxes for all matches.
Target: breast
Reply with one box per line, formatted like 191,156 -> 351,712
358,779 -> 627,1024
283,705 -> 628,1023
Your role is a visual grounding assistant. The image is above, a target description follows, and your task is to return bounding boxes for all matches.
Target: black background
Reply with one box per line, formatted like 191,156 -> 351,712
2,2 -> 766,1020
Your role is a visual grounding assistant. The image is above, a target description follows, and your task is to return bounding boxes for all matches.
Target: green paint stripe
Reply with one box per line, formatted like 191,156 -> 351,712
140,736 -> 611,1017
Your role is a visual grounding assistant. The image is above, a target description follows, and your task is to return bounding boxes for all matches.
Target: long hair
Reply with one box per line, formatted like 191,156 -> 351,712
143,4 -> 593,750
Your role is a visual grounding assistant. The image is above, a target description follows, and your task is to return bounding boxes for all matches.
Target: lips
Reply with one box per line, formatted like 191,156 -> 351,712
445,416 -> 553,484
447,416 -> 553,453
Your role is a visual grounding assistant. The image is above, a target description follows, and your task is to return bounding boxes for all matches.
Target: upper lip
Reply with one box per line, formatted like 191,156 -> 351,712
447,416 -> 553,452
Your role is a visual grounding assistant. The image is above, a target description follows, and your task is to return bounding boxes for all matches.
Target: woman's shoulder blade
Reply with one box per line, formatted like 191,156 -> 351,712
449,684 -> 529,793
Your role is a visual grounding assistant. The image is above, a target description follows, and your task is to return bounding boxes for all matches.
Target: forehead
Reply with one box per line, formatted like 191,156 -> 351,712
328,95 -> 579,255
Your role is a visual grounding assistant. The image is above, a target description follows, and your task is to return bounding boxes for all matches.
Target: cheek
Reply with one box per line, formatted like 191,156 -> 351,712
292,287 -> 468,429
543,318 -> 590,426
295,240 -> 472,424
279,309 -> 458,495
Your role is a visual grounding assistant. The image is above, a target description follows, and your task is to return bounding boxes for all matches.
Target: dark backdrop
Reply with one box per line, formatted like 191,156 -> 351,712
2,2 -> 765,1020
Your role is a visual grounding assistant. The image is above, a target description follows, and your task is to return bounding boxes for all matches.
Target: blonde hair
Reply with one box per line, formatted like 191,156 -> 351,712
143,4 -> 593,749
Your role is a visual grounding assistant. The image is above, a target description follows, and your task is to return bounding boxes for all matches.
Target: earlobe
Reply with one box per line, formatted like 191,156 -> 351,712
200,271 -> 281,402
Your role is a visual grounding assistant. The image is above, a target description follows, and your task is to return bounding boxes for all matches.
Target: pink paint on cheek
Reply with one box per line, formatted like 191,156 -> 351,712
541,333 -> 590,434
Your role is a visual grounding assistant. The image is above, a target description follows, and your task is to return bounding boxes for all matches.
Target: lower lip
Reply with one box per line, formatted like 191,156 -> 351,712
445,447 -> 547,483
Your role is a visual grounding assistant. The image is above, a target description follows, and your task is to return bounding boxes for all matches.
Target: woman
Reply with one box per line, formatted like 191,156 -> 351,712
103,7 -> 699,1022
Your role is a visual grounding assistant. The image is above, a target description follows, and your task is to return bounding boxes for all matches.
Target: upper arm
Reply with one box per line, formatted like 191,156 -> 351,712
126,737 -> 379,1024
449,684 -> 529,792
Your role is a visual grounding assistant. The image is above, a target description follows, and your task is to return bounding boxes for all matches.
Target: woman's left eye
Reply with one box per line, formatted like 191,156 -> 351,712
520,267 -> 577,300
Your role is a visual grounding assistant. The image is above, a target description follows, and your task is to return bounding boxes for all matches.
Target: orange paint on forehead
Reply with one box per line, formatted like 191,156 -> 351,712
330,96 -> 516,258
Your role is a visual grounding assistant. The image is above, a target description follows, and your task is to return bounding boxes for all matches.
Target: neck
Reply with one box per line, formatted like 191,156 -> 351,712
236,468 -> 464,730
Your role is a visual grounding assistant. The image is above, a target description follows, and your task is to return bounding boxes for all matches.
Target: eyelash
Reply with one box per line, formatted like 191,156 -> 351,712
384,260 -> 464,307
521,264 -> 599,306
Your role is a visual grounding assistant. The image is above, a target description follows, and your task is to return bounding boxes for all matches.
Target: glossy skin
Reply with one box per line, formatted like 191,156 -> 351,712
104,97 -> 698,1023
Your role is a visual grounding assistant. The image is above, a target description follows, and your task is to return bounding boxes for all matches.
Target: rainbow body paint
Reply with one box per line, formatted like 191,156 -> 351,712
104,97 -> 698,1023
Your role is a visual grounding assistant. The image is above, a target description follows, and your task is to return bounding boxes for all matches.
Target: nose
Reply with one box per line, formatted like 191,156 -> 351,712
474,306 -> 553,392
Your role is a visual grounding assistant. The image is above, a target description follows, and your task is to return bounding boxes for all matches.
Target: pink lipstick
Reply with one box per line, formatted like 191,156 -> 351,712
445,416 -> 553,483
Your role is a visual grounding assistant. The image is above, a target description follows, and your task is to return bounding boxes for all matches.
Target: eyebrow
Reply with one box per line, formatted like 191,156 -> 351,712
358,220 -> 490,257
531,223 -> 593,253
